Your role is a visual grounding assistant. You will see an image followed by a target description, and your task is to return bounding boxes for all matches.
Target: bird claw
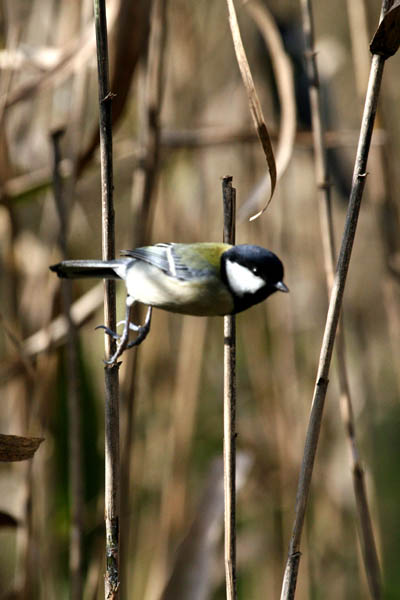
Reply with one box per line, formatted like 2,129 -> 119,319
103,354 -> 122,366
95,324 -> 121,340
126,322 -> 151,349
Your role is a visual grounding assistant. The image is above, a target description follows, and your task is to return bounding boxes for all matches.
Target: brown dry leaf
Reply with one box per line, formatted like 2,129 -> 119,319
370,1 -> 400,58
226,0 -> 276,220
0,511 -> 19,528
0,434 -> 44,462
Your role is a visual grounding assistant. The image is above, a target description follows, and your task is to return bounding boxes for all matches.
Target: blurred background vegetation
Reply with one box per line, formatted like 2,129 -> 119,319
0,0 -> 400,598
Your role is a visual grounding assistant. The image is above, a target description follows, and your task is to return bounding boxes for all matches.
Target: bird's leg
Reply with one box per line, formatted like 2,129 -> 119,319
102,296 -> 135,365
97,298 -> 152,365
126,306 -> 152,349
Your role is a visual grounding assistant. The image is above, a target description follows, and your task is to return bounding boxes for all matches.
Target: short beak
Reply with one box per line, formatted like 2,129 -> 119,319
275,281 -> 289,293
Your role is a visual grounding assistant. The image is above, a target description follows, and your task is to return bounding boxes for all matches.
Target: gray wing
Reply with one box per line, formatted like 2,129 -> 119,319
121,244 -> 192,280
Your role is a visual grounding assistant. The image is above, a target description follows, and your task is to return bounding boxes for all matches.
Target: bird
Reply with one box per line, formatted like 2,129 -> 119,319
50,242 -> 288,364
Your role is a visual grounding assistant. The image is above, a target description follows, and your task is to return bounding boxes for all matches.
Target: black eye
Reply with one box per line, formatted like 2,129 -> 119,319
252,267 -> 258,274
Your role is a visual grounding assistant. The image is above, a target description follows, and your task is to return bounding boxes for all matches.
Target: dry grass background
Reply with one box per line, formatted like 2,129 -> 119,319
0,0 -> 400,598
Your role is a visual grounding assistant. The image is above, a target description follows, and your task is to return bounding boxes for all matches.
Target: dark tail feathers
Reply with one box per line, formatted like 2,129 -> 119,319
49,259 -> 128,280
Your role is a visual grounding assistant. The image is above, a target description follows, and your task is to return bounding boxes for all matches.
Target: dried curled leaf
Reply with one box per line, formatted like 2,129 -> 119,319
0,434 -> 44,462
0,511 -> 19,528
370,1 -> 400,58
226,0 -> 276,220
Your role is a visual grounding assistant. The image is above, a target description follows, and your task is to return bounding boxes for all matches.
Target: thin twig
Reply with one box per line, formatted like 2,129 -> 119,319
280,2 -> 392,598
297,1 -> 382,597
93,1 -> 120,598
222,176 -> 237,600
51,129 -> 84,600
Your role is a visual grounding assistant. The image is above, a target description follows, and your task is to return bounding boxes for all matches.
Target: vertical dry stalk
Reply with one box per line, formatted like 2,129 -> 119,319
346,0 -> 371,98
347,0 -> 400,385
132,0 -> 168,244
51,129 -> 84,600
142,317 -> 208,600
120,2 -> 168,593
280,2 -> 391,598
93,1 -> 120,598
299,1 -> 381,598
222,176 -> 237,600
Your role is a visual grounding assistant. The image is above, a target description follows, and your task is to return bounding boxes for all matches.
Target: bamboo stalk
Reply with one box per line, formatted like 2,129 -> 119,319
222,175 -> 237,600
280,2 -> 392,597
93,1 -> 120,598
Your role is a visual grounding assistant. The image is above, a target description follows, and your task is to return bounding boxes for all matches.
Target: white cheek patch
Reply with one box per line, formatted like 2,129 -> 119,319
225,259 -> 265,296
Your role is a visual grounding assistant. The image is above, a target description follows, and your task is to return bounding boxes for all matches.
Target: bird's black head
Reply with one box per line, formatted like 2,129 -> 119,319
221,244 -> 288,314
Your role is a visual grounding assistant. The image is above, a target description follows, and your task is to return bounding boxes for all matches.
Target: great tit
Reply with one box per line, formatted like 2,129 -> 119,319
50,242 -> 288,363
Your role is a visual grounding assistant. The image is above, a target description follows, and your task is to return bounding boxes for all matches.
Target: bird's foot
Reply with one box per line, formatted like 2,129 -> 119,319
127,306 -> 152,349
97,305 -> 153,365
95,324 -> 121,340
